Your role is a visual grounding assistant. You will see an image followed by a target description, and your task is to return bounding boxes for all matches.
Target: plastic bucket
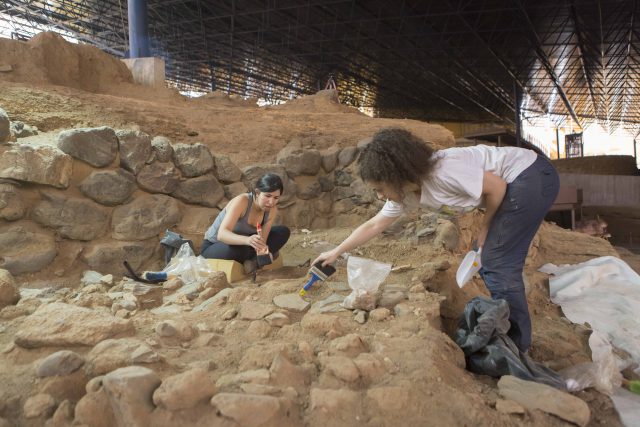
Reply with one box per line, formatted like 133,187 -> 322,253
456,248 -> 482,288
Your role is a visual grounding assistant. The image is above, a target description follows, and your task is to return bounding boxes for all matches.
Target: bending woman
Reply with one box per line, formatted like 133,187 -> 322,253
313,128 -> 559,352
201,173 -> 290,273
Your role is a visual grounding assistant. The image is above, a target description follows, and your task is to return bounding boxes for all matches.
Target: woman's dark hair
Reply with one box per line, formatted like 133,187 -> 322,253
254,173 -> 284,195
358,127 -> 436,189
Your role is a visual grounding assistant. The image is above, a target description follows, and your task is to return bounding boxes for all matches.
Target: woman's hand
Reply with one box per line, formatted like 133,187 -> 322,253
246,234 -> 268,252
312,249 -> 340,267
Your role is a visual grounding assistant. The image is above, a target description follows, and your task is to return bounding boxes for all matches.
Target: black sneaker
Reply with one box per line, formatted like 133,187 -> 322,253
243,258 -> 258,275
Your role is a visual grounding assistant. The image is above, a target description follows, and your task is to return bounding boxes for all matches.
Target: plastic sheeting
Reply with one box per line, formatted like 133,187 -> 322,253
540,255 -> 640,426
455,296 -> 567,389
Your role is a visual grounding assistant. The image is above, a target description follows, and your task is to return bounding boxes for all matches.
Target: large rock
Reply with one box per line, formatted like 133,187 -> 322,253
338,146 -> 358,167
210,393 -> 289,427
242,164 -> 297,205
102,367 -> 161,427
23,393 -> 56,419
224,182 -> 248,199
117,130 -> 153,175
0,222 -> 56,275
0,268 -> 19,309
85,338 -> 150,376
172,175 -> 225,207
151,136 -> 174,162
276,141 -> 322,176
80,169 -> 137,206
321,146 -> 341,173
293,176 -> 322,200
173,143 -> 214,177
136,162 -> 180,194
112,194 -> 181,240
36,350 -> 85,377
74,387 -> 116,427
238,301 -> 274,320
434,219 -> 459,251
57,126 -> 118,167
214,154 -> 242,183
82,239 -> 157,272
0,182 -> 25,220
32,192 -> 110,241
0,108 -> 10,143
152,367 -> 216,410
15,303 -> 134,348
498,375 -> 590,426
0,144 -> 73,188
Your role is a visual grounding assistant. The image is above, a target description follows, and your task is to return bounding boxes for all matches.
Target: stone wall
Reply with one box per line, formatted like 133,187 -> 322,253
0,122 -> 380,277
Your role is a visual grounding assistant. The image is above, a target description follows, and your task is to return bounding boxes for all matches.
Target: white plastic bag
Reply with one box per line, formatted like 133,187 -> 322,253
162,243 -> 215,284
561,332 -> 623,395
342,256 -> 392,311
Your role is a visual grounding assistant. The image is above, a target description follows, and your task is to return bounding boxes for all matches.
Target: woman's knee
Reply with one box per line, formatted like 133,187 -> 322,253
270,226 -> 291,242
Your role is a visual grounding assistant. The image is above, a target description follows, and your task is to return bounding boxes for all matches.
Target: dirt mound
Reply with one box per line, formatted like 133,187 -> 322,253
0,32 -> 132,92
269,89 -> 361,114
0,32 -> 184,103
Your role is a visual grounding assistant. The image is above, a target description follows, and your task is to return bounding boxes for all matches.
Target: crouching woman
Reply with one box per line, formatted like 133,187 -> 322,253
201,173 -> 290,273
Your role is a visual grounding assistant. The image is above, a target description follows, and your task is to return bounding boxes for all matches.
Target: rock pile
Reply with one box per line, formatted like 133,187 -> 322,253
0,110 -> 382,278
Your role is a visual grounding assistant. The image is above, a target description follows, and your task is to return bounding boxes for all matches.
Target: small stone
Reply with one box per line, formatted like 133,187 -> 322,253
238,302 -> 274,320
310,293 -> 346,314
210,393 -> 287,427
154,319 -> 194,341
265,312 -> 290,327
394,303 -> 413,317
498,375 -> 590,427
36,350 -> 84,377
132,284 -> 163,309
100,275 -> 114,286
222,308 -> 238,320
152,368 -> 216,411
416,227 -> 435,237
131,344 -> 159,363
329,334 -> 367,357
272,293 -> 310,313
369,307 -> 391,322
23,393 -> 56,418
354,311 -> 366,324
163,277 -> 184,291
0,64 -> 13,72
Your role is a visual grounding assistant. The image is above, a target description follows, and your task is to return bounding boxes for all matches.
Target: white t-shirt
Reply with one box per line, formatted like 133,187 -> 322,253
380,145 -> 537,217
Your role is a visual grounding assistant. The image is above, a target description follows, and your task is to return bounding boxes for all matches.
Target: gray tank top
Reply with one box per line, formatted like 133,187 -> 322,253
204,193 -> 270,243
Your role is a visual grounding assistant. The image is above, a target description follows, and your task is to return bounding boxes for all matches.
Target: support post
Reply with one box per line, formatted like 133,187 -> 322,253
556,127 -> 561,159
514,80 -> 522,147
634,138 -> 638,167
128,0 -> 150,58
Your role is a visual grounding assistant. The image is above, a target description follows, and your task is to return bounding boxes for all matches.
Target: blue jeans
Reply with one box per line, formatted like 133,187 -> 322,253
479,155 -> 559,352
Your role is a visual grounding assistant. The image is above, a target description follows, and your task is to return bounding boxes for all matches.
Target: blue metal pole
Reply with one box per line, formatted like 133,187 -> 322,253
128,0 -> 150,58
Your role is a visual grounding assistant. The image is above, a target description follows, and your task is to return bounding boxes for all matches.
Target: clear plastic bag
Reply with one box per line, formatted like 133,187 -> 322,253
342,256 -> 392,311
162,243 -> 215,284
561,331 -> 623,395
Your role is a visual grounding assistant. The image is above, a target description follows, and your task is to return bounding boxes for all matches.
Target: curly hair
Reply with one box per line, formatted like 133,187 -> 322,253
358,128 -> 437,190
